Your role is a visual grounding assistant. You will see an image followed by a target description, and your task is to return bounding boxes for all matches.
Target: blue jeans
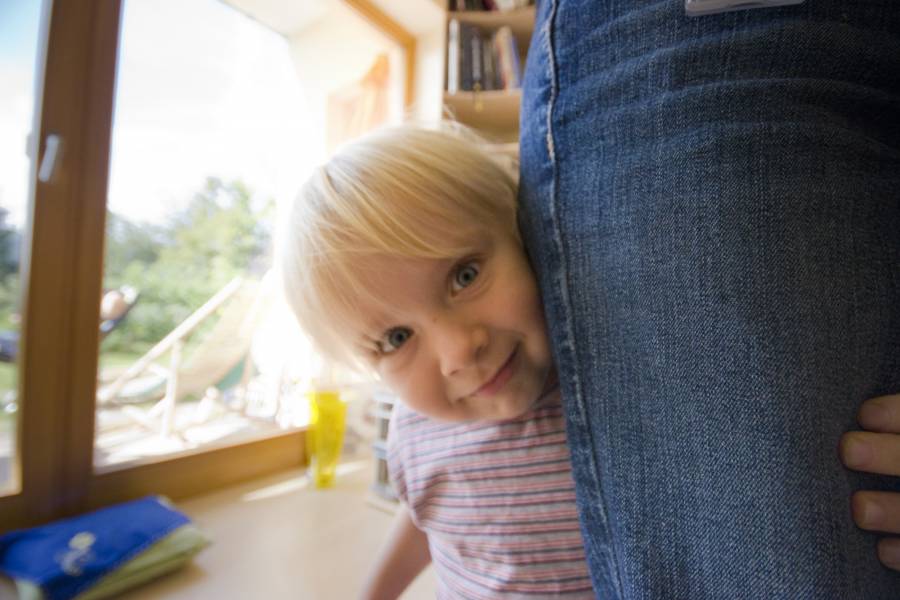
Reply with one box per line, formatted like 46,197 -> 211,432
518,1 -> 900,598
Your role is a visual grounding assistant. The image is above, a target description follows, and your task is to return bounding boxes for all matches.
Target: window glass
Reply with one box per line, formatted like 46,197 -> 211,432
51,0 -> 410,472
0,0 -> 45,495
96,0 -> 314,469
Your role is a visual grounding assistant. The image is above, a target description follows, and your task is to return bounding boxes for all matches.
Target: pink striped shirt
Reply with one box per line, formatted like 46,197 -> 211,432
387,391 -> 594,599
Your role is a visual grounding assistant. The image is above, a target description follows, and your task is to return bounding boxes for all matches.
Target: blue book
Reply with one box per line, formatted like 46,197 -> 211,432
0,496 -> 208,600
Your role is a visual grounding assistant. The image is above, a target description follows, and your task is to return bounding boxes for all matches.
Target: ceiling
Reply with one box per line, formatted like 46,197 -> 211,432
223,0 -> 443,39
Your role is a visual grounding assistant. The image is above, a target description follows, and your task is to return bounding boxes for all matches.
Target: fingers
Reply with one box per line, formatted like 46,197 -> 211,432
840,431 -> 900,477
847,395 -> 900,572
878,538 -> 900,571
858,394 -> 900,433
852,491 -> 900,534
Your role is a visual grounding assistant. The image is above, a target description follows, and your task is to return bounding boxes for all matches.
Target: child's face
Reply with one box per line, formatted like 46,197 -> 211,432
352,227 -> 553,422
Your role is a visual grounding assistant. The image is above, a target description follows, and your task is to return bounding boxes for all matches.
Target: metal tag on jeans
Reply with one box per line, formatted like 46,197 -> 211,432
685,0 -> 804,17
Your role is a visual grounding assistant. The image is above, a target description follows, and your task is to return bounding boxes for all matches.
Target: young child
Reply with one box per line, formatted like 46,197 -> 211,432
281,125 -> 593,598
281,124 -> 900,597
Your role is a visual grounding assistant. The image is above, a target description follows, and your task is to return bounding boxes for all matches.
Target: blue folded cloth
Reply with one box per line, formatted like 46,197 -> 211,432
0,496 -> 192,600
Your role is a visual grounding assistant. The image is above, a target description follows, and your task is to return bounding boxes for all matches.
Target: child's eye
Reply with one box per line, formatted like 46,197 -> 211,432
378,327 -> 412,354
452,262 -> 480,292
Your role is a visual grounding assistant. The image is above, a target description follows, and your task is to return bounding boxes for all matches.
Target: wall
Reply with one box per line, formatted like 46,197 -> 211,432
286,2 -> 408,162
411,25 -> 444,123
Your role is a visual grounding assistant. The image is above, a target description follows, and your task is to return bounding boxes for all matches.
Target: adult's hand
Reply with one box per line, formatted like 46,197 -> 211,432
839,393 -> 900,570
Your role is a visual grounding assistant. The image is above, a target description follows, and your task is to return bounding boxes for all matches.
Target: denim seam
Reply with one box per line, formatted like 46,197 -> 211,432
543,1 -> 625,597
542,4 -> 556,163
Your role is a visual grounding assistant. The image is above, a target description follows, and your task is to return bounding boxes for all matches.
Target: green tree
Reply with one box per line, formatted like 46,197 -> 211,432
158,177 -> 272,286
0,208 -> 22,329
103,177 -> 273,354
104,211 -> 164,277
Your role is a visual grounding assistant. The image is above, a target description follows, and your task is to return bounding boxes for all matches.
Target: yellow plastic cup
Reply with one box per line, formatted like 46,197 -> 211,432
306,390 -> 347,488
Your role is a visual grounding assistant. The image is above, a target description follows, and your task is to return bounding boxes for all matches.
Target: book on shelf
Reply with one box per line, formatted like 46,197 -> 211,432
447,19 -> 460,93
460,21 -> 474,91
483,37 -> 496,91
470,24 -> 484,92
493,25 -> 521,90
447,21 -> 521,93
451,0 -> 534,12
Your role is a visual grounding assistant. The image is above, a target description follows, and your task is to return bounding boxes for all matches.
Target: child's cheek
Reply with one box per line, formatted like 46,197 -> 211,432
377,364 -> 416,406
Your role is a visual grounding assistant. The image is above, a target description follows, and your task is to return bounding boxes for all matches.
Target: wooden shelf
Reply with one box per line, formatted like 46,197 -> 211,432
442,89 -> 521,141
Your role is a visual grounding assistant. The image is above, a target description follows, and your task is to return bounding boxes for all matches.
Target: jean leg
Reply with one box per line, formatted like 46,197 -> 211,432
519,1 -> 900,598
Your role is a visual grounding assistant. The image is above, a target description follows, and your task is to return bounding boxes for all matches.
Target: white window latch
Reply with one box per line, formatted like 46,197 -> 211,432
38,134 -> 63,183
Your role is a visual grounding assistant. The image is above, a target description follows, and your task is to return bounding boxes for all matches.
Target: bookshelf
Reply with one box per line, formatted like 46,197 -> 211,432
442,3 -> 536,143
368,390 -> 398,507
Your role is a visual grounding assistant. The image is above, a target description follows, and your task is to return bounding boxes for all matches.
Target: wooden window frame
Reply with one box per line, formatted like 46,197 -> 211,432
343,0 -> 417,108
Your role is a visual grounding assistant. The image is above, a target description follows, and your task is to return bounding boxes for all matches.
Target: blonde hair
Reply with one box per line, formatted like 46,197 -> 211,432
280,124 -> 519,368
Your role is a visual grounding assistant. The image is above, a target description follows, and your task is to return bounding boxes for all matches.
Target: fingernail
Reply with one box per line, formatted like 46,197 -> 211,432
859,401 -> 889,429
842,436 -> 872,469
860,501 -> 885,528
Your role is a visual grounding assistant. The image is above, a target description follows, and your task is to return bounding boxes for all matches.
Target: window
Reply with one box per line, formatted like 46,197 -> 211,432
0,0 -> 414,530
96,0 -> 311,470
0,0 -> 45,497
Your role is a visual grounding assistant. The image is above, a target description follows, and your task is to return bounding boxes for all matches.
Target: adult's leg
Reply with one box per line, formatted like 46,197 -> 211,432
518,1 -> 900,598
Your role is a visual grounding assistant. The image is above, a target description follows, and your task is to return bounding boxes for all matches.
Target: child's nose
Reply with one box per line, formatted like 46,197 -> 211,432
433,317 -> 488,377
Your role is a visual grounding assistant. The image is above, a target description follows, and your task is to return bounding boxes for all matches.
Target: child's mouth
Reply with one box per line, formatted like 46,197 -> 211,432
473,346 -> 518,397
